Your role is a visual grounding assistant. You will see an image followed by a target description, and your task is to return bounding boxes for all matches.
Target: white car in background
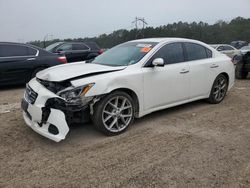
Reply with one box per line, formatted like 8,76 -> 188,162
21,38 -> 235,142
240,45 -> 250,54
210,44 -> 240,59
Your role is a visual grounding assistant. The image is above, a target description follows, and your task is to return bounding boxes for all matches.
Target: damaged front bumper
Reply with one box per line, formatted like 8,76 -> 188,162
21,79 -> 89,142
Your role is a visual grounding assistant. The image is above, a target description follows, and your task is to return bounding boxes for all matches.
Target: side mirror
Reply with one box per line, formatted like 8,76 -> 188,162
152,58 -> 164,67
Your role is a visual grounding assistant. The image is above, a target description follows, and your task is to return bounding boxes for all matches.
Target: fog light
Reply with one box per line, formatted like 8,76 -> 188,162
48,124 -> 59,135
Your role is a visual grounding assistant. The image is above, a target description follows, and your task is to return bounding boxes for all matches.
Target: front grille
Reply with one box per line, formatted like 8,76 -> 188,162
25,85 -> 38,104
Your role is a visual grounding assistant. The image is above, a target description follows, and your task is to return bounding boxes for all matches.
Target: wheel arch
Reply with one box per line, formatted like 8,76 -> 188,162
220,72 -> 229,83
109,88 -> 140,118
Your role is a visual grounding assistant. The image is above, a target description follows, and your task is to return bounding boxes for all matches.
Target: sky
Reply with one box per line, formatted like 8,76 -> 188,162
0,0 -> 250,42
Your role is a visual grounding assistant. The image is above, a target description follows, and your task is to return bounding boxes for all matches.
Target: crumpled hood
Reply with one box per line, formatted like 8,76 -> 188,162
36,62 -> 126,82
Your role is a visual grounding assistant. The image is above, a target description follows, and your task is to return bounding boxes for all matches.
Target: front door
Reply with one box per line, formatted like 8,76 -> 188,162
143,42 -> 190,111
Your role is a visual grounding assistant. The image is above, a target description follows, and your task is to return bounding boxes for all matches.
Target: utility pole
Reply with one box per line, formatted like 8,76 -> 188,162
43,34 -> 53,48
132,17 -> 148,39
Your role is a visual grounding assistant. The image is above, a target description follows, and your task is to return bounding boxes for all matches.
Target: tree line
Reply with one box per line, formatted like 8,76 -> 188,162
30,17 -> 250,49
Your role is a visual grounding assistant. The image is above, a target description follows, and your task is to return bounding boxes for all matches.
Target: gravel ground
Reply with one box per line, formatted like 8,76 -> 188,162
0,79 -> 250,188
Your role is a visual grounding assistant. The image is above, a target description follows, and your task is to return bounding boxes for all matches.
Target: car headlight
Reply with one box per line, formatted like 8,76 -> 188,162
57,83 -> 94,106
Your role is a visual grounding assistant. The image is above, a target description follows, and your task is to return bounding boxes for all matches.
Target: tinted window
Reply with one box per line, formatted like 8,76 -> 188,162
57,44 -> 72,51
27,47 -> 38,56
223,45 -> 234,50
185,43 -> 208,61
150,43 -> 184,64
73,43 -> 89,50
0,44 -> 29,57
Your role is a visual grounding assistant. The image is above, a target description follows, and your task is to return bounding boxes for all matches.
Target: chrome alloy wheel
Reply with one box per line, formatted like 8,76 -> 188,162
213,76 -> 227,102
102,96 -> 133,133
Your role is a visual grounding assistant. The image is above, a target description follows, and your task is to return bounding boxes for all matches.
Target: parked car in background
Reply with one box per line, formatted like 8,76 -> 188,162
0,42 -> 67,86
240,45 -> 250,54
22,38 -> 235,142
235,52 -> 250,79
230,41 -> 248,49
210,44 -> 240,59
45,41 -> 103,63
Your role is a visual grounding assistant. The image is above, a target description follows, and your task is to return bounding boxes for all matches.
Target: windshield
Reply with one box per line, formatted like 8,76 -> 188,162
93,42 -> 157,66
45,42 -> 63,51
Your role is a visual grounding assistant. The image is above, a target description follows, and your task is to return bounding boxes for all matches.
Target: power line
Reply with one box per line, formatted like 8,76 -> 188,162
132,17 -> 148,39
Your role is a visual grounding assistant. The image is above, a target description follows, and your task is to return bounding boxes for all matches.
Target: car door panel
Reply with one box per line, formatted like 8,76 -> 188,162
0,56 -> 34,84
143,62 -> 190,110
188,58 -> 217,98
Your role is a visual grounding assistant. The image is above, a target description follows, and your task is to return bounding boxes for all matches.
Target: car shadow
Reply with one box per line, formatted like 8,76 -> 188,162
0,84 -> 25,91
67,99 -> 208,142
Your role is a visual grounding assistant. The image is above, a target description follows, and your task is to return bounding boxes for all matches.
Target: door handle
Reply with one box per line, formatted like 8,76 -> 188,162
210,64 -> 219,68
27,58 -> 36,61
180,69 -> 189,74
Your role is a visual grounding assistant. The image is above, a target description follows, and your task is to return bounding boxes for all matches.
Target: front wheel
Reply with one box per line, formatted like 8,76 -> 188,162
91,91 -> 135,135
207,74 -> 228,104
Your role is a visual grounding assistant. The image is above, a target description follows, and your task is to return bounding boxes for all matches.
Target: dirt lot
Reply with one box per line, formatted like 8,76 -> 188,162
0,79 -> 250,188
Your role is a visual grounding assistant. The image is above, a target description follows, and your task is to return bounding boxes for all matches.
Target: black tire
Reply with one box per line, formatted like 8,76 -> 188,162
31,67 -> 45,79
235,61 -> 248,79
207,74 -> 229,104
91,91 -> 135,136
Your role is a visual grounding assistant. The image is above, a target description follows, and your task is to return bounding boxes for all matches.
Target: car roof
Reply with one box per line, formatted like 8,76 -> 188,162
130,37 -> 209,44
0,41 -> 43,50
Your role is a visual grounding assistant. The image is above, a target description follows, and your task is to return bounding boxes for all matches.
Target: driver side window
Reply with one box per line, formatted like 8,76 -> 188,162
147,42 -> 185,66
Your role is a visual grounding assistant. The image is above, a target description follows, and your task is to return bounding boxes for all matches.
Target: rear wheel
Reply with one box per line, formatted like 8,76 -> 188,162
91,91 -> 135,135
207,74 -> 228,104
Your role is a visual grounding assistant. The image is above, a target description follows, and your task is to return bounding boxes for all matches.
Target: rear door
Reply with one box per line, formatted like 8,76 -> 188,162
72,43 -> 90,62
0,44 -> 38,85
184,42 -> 217,98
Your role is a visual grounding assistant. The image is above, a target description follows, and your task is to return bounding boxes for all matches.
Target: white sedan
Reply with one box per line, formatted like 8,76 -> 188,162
210,44 -> 240,59
21,38 -> 235,142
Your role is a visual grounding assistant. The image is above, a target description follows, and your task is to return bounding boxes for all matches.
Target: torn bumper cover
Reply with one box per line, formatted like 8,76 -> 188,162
21,79 -> 89,142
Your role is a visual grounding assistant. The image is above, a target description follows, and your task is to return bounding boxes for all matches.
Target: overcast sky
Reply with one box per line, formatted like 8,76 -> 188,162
0,0 -> 249,42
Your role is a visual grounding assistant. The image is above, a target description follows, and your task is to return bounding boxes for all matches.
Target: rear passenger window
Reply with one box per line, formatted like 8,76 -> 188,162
150,43 -> 184,64
27,47 -> 38,56
73,43 -> 89,50
184,43 -> 208,61
0,44 -> 29,57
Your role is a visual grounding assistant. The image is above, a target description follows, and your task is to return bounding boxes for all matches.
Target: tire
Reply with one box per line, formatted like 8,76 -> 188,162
207,74 -> 229,104
31,67 -> 45,79
91,91 -> 135,136
235,61 -> 248,79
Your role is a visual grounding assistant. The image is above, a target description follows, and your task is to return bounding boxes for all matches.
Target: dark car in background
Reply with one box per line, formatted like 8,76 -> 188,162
230,41 -> 248,49
235,52 -> 250,79
0,42 -> 67,86
45,41 -> 103,63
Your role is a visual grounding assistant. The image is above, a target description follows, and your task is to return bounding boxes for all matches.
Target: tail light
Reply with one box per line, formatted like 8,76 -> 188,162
99,49 -> 104,54
57,56 -> 67,64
